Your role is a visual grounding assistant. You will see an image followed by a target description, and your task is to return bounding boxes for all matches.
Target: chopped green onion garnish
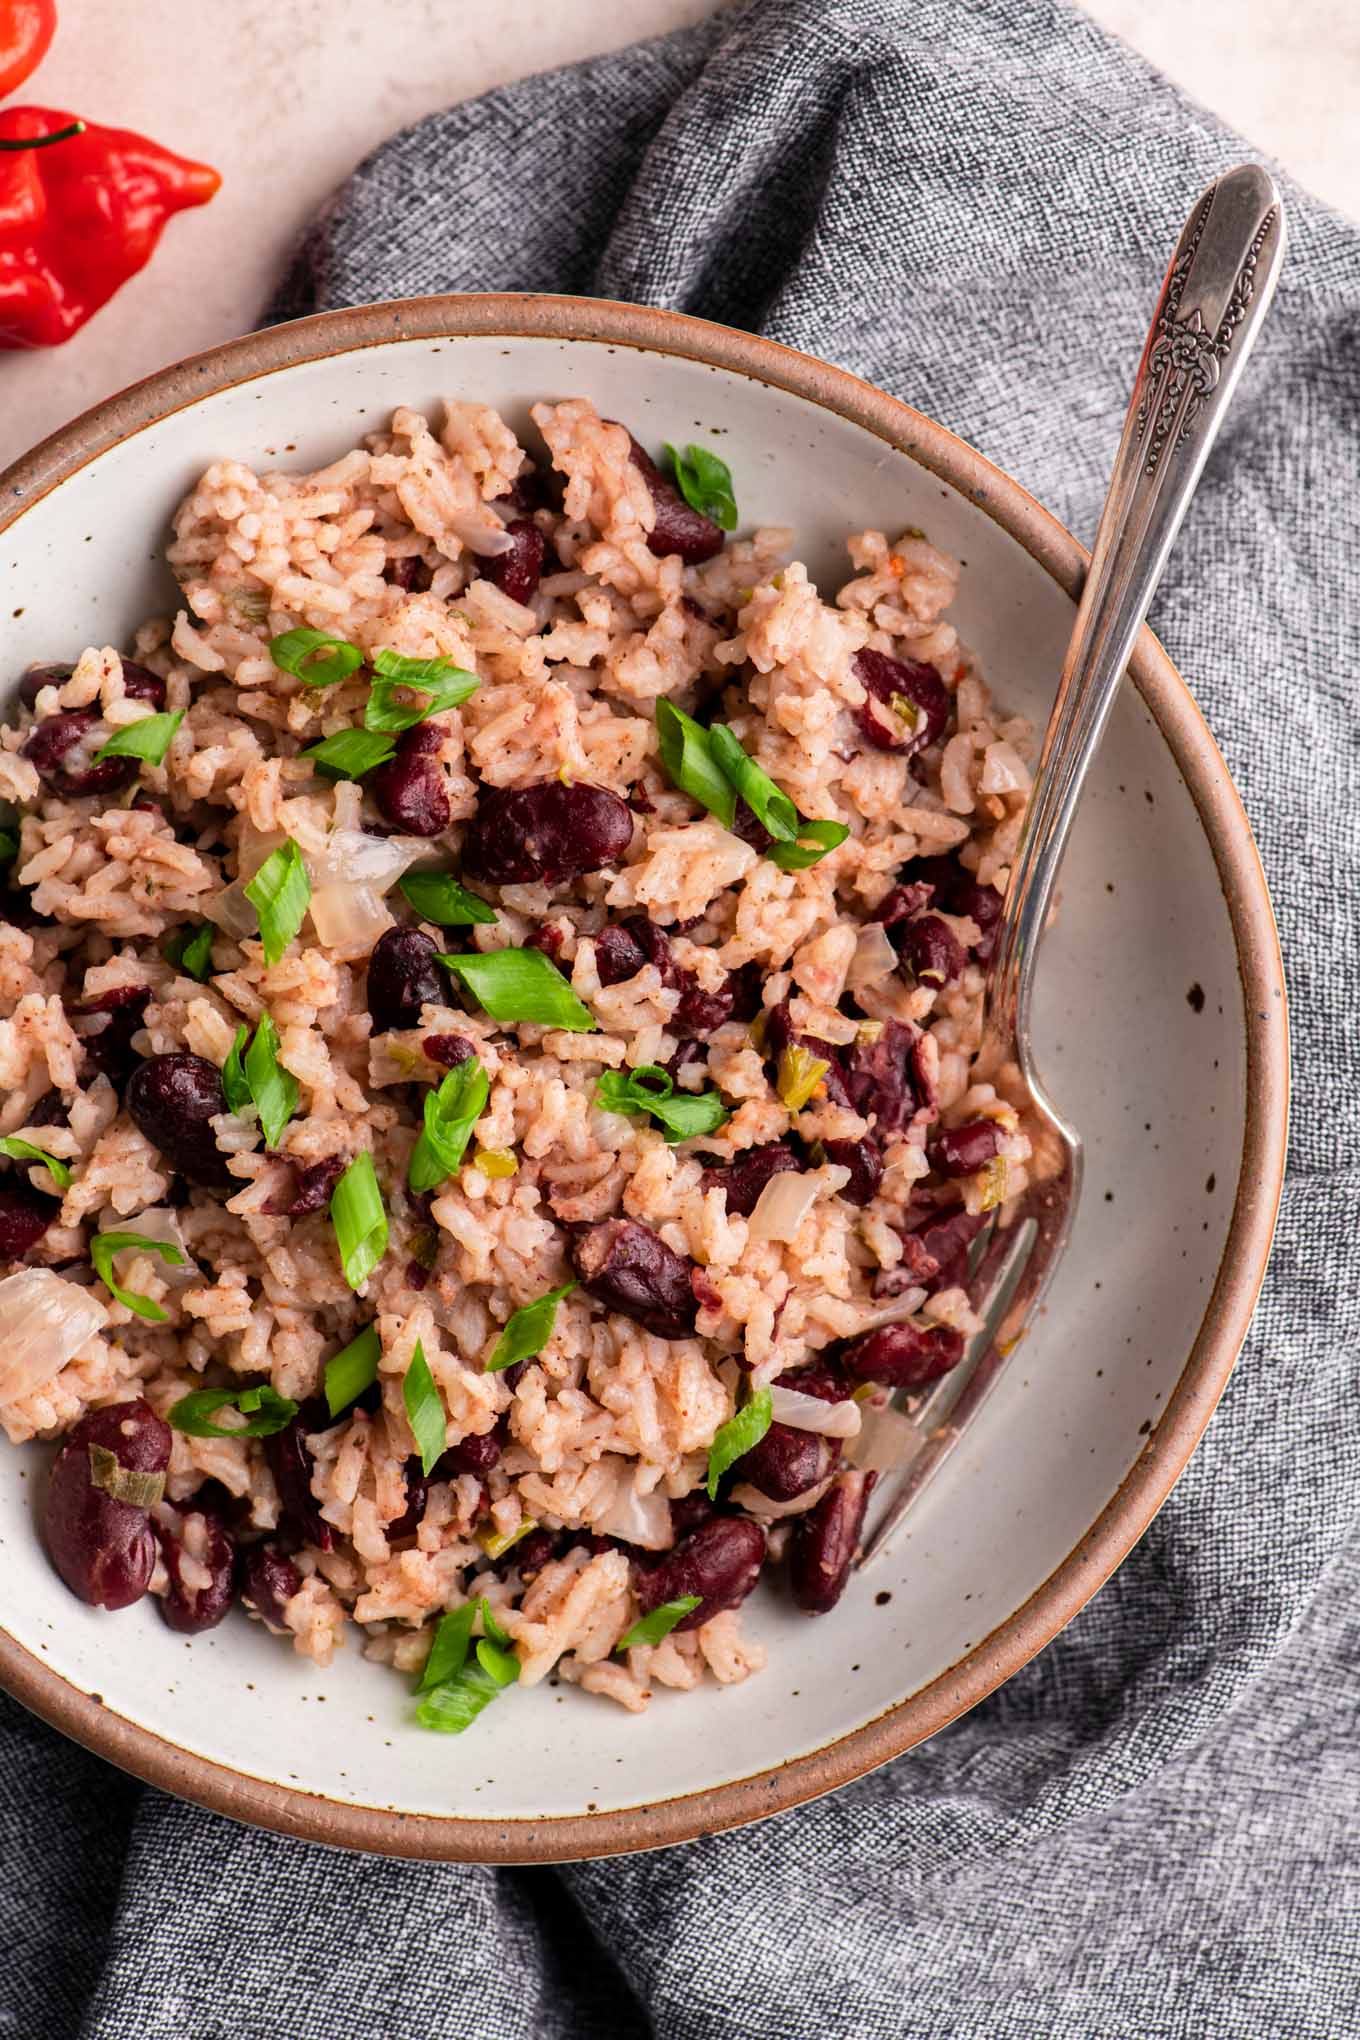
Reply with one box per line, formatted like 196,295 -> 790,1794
416,1635 -> 520,1734
595,1065 -> 729,1144
302,727 -> 398,781
244,839 -> 311,968
707,725 -> 797,842
402,1338 -> 447,1476
776,1043 -> 831,1112
269,629 -> 364,688
473,1147 -> 517,1178
0,1135 -> 71,1189
417,1595 -> 510,1693
706,1385 -> 773,1499
766,818 -> 850,871
243,1011 -> 298,1149
616,1595 -> 701,1651
329,1150 -> 387,1290
663,442 -> 738,530
221,1024 -> 251,1113
437,947 -> 597,1031
87,1443 -> 164,1508
364,651 -> 479,733
90,1230 -> 188,1323
397,870 -> 497,926
486,1282 -> 575,1373
324,1323 -> 381,1419
162,921 -> 215,981
92,709 -> 184,767
168,1382 -> 298,1438
654,700 -> 736,828
408,1056 -> 489,1194
475,1517 -> 538,1561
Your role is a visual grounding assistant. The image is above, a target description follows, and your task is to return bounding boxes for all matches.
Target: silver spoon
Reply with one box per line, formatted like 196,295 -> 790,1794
860,163 -> 1286,1567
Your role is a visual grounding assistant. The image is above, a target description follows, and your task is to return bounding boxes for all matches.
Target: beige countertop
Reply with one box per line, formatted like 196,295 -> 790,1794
0,0 -> 1353,469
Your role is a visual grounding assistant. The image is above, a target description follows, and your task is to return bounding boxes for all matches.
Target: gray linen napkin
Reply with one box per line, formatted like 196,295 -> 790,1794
6,2 -> 1359,2034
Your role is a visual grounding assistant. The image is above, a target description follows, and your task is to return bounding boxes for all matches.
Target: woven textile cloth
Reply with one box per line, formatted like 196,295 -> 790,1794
5,3 -> 1358,2034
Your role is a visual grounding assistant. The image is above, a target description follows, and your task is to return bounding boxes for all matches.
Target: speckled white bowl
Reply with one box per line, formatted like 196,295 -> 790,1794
0,297 -> 1288,1861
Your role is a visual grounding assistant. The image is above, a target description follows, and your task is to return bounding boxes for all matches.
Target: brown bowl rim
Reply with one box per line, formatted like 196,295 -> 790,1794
0,291 -> 1290,1862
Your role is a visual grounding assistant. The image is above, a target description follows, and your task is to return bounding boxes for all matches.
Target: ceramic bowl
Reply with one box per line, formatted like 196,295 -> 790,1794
0,296 -> 1288,1861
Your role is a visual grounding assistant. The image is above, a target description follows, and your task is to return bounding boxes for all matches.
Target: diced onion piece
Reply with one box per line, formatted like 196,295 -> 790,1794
729,1474 -> 836,1522
852,1288 -> 930,1332
844,1400 -> 923,1475
202,878 -> 258,940
748,1169 -> 822,1243
979,740 -> 1031,797
305,829 -> 429,896
0,1270 -> 110,1404
97,1206 -> 195,1286
309,882 -> 394,959
847,921 -> 900,989
238,823 -> 287,881
768,1383 -> 862,1438
596,1477 -> 673,1551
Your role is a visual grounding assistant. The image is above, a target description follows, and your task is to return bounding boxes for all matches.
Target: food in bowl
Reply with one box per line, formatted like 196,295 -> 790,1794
0,395 -> 1041,1725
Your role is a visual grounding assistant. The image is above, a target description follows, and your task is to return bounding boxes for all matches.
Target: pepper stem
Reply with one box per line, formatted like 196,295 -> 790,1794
0,120 -> 86,153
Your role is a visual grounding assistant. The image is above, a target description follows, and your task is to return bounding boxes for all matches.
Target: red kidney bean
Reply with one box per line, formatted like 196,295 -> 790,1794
899,913 -> 966,986
668,1489 -> 718,1539
125,1051 -> 233,1189
700,1139 -> 802,1218
873,881 -> 935,934
911,1206 -> 987,1289
526,920 -> 566,960
18,661 -> 75,706
0,1184 -> 56,1259
820,1135 -> 884,1207
23,709 -> 138,799
28,1089 -> 70,1128
931,1119 -> 1002,1179
43,1400 -> 172,1610
511,1527 -> 559,1581
914,854 -> 1004,961
763,1000 -> 853,1108
789,1469 -> 876,1613
156,1505 -> 235,1633
483,517 -> 545,605
120,661 -> 168,708
264,1398 -> 335,1553
367,925 -> 443,1033
435,1427 -> 502,1478
595,921 -> 650,985
238,1543 -> 302,1631
625,435 -> 726,565
371,724 -> 452,836
634,1514 -> 765,1630
384,1456 -> 428,1541
737,1422 -> 840,1502
854,650 -> 950,754
422,1031 -> 475,1069
386,554 -> 434,593
730,797 -> 774,854
691,1265 -> 723,1314
773,1360 -> 853,1403
495,467 -> 554,516
269,1154 -> 345,1218
70,984 -> 151,1088
571,1218 -> 698,1338
842,1019 -> 926,1137
596,914 -> 737,1035
840,1320 -> 965,1388
461,779 -> 633,886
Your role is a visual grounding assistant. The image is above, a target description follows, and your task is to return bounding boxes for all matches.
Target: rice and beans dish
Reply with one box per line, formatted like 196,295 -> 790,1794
0,398 -> 1043,1726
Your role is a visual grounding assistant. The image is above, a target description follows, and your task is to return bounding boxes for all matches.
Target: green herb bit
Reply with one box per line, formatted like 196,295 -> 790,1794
221,1024 -> 251,1114
302,727 -> 398,781
616,1595 -> 702,1652
417,1595 -> 511,1693
708,724 -> 798,843
87,1443 -> 164,1508
437,947 -> 597,1032
476,1517 -> 538,1561
168,1382 -> 299,1439
364,650 -> 479,733
766,819 -> 851,872
594,1065 -> 729,1144
91,1230 -> 188,1323
269,629 -> 364,688
0,1136 -> 71,1190
244,839 -> 311,968
654,699 -> 735,828
92,709 -> 184,768
486,1282 -> 576,1374
243,1011 -> 298,1149
408,1057 -> 489,1194
402,1338 -> 447,1476
706,1385 -> 773,1499
330,1150 -> 388,1291
416,1637 -> 520,1735
397,870 -> 497,926
162,921 -> 215,982
323,1324 -> 382,1419
663,442 -> 738,530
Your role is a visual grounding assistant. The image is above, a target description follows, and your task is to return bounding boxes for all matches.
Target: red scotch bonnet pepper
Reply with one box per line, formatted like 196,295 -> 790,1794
0,0 -> 55,96
0,106 -> 220,347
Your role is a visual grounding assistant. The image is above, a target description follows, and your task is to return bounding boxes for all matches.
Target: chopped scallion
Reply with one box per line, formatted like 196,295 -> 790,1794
594,1065 -> 729,1144
402,1338 -> 447,1476
269,629 -> 364,688
91,1230 -> 188,1323
706,1385 -> 773,1499
616,1595 -> 702,1651
92,709 -> 183,767
168,1382 -> 298,1438
654,699 -> 735,828
437,947 -> 597,1031
329,1151 -> 387,1290
408,1056 -> 489,1193
162,921 -> 215,981
0,1135 -> 71,1189
663,442 -> 738,530
364,650 -> 479,732
324,1323 -> 381,1419
244,839 -> 311,968
486,1283 -> 575,1374
302,727 -> 398,781
766,818 -> 850,871
707,725 -> 798,842
397,870 -> 497,926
